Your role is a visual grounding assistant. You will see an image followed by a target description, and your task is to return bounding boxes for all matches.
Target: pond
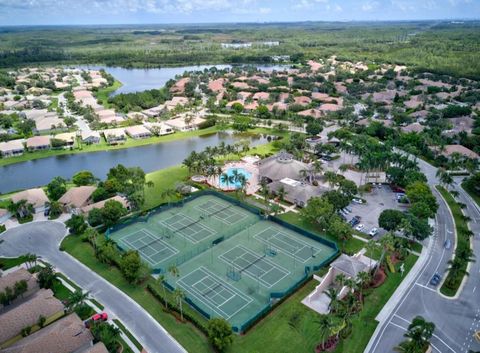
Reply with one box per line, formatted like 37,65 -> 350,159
77,64 -> 291,95
0,132 -> 271,194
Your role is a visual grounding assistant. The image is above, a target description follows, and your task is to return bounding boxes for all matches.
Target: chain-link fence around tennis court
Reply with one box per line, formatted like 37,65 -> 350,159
106,190 -> 338,332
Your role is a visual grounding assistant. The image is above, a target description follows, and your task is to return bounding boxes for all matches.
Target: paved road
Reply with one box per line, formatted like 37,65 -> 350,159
366,157 -> 480,353
58,92 -> 91,133
0,221 -> 187,353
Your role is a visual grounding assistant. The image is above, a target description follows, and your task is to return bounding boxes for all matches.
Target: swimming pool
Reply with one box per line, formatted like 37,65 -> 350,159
219,168 -> 252,188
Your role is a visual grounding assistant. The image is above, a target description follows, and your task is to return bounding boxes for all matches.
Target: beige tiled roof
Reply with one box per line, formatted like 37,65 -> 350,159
58,186 -> 97,208
1,313 -> 92,353
0,289 -> 64,344
11,188 -> 49,208
80,195 -> 129,214
26,136 -> 50,148
78,342 -> 109,353
0,268 -> 36,295
0,139 -> 24,153
442,145 -> 479,159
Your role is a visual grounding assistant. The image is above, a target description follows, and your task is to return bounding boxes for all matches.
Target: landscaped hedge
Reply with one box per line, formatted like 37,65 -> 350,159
146,284 -> 209,337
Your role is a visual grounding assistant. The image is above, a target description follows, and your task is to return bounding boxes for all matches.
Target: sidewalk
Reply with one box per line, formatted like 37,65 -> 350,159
363,228 -> 434,353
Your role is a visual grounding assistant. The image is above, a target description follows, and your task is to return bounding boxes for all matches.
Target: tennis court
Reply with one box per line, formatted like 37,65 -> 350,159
178,267 -> 252,319
107,192 -> 337,332
159,213 -> 216,244
254,226 -> 325,263
219,245 -> 290,288
116,229 -> 178,267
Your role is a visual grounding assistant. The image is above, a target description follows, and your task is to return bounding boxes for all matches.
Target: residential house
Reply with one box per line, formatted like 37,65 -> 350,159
102,128 -> 126,145
0,289 -> 64,345
252,92 -> 269,102
441,145 -> 479,160
165,116 -> 206,131
125,125 -> 152,139
81,131 -> 101,145
143,122 -> 174,136
58,186 -> 97,213
0,313 -> 93,353
0,139 -> 24,158
97,109 -> 124,124
80,195 -> 130,215
26,136 -> 50,151
53,132 -> 77,147
0,268 -> 39,309
401,122 -> 425,134
11,188 -> 49,213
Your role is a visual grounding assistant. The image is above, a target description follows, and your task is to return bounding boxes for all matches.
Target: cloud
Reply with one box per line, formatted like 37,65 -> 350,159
362,1 -> 379,12
292,0 -> 328,10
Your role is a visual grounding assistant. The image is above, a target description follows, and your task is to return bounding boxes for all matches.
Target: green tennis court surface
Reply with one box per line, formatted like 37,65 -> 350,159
107,193 -> 337,332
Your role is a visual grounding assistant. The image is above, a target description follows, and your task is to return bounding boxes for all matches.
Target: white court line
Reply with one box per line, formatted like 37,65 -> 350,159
218,245 -> 290,288
177,266 -> 253,319
254,226 -> 322,263
159,214 -> 215,244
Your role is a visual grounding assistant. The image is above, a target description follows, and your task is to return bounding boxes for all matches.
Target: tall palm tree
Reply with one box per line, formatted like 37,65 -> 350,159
376,233 -> 395,276
324,287 -> 339,313
174,288 -> 185,321
156,274 -> 168,308
276,185 -> 288,202
395,316 -> 435,353
161,188 -> 177,206
67,289 -> 90,311
335,273 -> 347,288
315,314 -> 334,350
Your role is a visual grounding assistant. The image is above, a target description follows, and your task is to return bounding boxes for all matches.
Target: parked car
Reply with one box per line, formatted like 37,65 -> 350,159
338,212 -> 347,221
369,228 -> 378,237
429,273 -> 441,286
352,198 -> 364,204
345,206 -> 352,213
355,224 -> 365,232
349,216 -> 361,227
341,208 -> 350,214
444,239 -> 452,249
84,312 -> 108,328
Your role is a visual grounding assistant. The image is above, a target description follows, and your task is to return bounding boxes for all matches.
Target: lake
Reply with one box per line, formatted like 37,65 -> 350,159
0,132 -> 270,194
77,64 -> 291,95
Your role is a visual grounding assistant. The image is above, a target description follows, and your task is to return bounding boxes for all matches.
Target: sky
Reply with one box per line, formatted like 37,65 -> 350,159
0,0 -> 478,26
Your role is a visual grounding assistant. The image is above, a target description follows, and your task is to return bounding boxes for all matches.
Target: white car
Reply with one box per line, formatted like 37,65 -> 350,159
352,198 -> 364,204
369,228 -> 378,237
355,224 -> 364,231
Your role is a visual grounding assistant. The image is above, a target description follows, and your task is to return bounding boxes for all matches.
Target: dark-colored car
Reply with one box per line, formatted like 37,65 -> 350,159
84,312 -> 108,328
349,216 -> 361,227
429,273 -> 441,286
444,239 -> 452,249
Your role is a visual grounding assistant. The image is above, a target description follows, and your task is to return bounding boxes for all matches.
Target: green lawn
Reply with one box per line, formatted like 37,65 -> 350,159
52,278 -> 73,301
94,80 -> 122,108
436,186 -> 471,297
0,257 -> 27,270
113,319 -> 143,351
144,165 -> 189,209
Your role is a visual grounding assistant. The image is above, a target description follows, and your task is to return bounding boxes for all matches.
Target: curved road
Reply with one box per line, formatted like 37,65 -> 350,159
0,221 -> 187,353
366,157 -> 480,353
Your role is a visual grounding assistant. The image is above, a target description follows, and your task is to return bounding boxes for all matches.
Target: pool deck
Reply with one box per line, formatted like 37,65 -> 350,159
207,161 -> 260,195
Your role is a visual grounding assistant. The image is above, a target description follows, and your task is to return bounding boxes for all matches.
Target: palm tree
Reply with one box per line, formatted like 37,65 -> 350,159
67,289 -> 90,311
315,314 -> 334,350
335,273 -> 347,288
276,185 -> 288,202
156,274 -> 168,308
160,188 -> 177,206
365,240 -> 378,269
259,179 -> 270,204
357,271 -> 371,306
376,233 -> 396,276
395,316 -> 435,353
324,171 -> 338,189
220,173 -> 232,189
324,287 -> 339,313
168,265 -> 180,279
174,288 -> 185,321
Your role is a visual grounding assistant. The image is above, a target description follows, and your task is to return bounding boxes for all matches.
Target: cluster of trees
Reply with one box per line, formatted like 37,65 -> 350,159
0,279 -> 28,306
107,88 -> 170,112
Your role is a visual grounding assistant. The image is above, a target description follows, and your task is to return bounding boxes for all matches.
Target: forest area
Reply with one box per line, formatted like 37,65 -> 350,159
0,21 -> 479,79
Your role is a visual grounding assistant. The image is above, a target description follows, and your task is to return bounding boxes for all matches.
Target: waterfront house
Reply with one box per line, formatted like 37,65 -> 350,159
26,136 -> 50,151
0,139 -> 24,157
125,125 -> 152,139
81,130 -> 101,144
11,188 -> 49,213
58,185 -> 97,213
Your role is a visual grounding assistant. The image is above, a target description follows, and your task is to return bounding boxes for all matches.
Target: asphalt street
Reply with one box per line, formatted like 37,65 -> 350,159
366,157 -> 480,353
0,221 -> 187,353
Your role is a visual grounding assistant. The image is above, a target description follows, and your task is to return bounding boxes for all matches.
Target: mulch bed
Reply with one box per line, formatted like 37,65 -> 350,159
371,268 -> 387,288
315,337 -> 339,352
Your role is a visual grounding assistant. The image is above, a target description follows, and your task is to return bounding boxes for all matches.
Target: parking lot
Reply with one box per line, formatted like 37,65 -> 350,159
345,184 -> 407,238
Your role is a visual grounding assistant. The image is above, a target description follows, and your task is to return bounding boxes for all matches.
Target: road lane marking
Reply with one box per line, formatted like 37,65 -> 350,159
415,282 -> 439,293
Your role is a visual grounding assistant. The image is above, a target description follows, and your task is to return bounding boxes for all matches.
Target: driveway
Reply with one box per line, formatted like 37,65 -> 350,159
0,221 -> 187,353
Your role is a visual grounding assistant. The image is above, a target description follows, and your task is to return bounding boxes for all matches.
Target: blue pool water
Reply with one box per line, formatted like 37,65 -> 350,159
219,168 -> 252,188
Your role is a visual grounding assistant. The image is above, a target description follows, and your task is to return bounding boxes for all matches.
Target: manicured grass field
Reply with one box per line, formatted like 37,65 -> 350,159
436,186 -> 471,297
462,182 -> 480,208
94,80 -> 122,108
0,257 -> 27,270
